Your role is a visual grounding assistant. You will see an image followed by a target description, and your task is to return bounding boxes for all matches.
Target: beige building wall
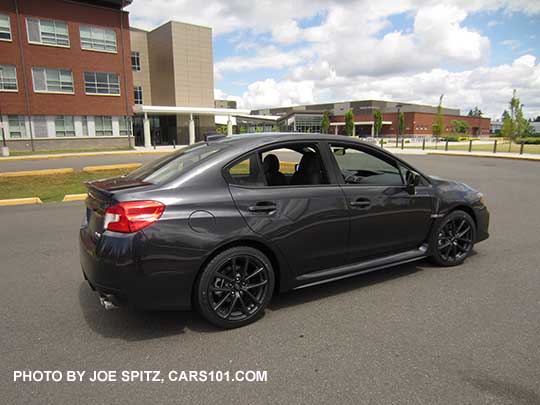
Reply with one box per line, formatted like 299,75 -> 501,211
130,28 -> 152,105
146,23 -> 176,106
170,22 -> 214,107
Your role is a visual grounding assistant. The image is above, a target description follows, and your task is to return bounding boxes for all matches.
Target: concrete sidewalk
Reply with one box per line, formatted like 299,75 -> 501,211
386,147 -> 540,161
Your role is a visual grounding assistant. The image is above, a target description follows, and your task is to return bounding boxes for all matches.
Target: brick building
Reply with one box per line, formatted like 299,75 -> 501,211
252,100 -> 491,137
0,0 -> 134,152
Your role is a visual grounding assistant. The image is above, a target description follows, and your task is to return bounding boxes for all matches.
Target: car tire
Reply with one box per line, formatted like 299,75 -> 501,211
195,246 -> 275,329
429,210 -> 476,267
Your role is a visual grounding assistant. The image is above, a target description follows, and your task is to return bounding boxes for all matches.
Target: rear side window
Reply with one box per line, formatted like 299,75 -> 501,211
126,142 -> 227,185
227,153 -> 265,186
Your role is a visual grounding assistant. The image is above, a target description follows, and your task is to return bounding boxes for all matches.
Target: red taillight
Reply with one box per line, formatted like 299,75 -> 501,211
104,201 -> 165,233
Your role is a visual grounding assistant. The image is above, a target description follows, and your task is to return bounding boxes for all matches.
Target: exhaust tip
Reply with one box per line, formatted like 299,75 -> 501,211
99,294 -> 119,310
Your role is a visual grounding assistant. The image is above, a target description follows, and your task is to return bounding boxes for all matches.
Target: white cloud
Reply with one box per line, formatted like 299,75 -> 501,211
227,55 -> 540,117
500,39 -> 521,50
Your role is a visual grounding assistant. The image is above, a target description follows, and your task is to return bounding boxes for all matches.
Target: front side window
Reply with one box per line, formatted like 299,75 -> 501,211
119,116 -> 132,135
131,51 -> 140,71
80,25 -> 117,52
32,67 -> 73,93
134,85 -> 143,104
94,116 -> 113,136
330,144 -> 403,186
84,72 -> 120,95
26,17 -> 69,47
0,14 -> 11,41
55,116 -> 75,137
0,64 -> 17,91
8,115 -> 26,138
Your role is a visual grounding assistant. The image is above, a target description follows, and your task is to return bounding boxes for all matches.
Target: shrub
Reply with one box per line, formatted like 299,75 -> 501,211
515,137 -> 540,144
440,135 -> 460,142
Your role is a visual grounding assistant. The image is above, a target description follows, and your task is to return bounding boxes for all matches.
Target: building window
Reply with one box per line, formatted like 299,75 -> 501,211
80,25 -> 117,52
0,14 -> 11,41
55,116 -> 75,137
32,67 -> 73,93
134,85 -> 143,104
131,51 -> 140,71
0,65 -> 17,91
26,17 -> 69,47
84,72 -> 120,95
8,115 -> 26,138
95,116 -> 113,136
119,117 -> 132,135
81,116 -> 89,136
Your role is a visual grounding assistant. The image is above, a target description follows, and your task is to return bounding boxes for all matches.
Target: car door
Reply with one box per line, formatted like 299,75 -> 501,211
226,141 -> 350,278
325,142 -> 433,263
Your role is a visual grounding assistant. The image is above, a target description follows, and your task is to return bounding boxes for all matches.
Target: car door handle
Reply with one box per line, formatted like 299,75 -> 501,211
248,202 -> 277,213
350,198 -> 371,208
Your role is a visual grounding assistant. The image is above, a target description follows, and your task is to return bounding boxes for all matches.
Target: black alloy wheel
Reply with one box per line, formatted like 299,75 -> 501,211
430,210 -> 476,266
196,247 -> 275,328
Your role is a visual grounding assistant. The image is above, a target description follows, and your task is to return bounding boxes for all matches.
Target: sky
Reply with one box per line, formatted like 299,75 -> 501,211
126,0 -> 540,119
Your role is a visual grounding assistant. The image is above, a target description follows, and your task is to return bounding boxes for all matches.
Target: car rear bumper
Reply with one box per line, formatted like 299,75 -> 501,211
79,229 -> 194,310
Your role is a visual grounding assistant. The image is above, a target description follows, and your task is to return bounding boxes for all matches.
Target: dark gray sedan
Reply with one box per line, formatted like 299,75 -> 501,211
80,133 -> 489,328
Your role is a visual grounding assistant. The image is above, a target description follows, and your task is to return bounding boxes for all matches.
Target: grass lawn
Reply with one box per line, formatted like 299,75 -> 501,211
404,141 -> 540,154
9,147 -> 135,157
0,169 -> 131,203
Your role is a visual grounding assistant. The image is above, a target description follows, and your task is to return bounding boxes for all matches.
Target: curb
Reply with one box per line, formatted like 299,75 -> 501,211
0,197 -> 43,206
427,151 -> 540,161
62,194 -> 87,202
0,168 -> 74,178
82,163 -> 142,172
0,149 -> 177,161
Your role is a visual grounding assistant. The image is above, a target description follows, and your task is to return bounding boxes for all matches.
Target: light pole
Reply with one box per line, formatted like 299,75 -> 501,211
395,104 -> 402,147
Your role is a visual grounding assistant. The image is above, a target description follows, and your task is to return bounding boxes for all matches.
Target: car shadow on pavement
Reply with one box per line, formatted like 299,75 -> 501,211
78,283 -> 220,341
269,261 -> 424,310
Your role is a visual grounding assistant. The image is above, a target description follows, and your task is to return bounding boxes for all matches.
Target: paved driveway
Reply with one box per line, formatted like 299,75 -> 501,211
1,155 -> 539,403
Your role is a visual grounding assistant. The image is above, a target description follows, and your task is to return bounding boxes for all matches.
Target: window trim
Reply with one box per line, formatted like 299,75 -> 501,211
7,115 -> 27,139
134,85 -> 143,104
0,14 -> 12,42
223,140 -> 336,189
94,115 -> 113,136
54,115 -> 75,137
79,25 -> 117,54
131,51 -> 141,71
84,71 -> 121,96
26,17 -> 70,48
31,67 -> 74,94
0,64 -> 18,92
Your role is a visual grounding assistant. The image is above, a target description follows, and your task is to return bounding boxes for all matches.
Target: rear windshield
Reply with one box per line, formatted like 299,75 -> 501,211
125,142 -> 228,185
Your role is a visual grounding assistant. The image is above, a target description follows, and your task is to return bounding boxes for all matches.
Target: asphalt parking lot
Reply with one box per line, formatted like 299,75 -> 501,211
1,155 -> 539,403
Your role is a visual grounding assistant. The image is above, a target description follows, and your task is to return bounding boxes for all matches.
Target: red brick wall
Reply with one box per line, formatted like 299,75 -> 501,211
331,111 -> 491,137
0,0 -> 133,116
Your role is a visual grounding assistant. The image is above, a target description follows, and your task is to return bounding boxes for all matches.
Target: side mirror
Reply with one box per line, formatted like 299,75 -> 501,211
406,170 -> 420,193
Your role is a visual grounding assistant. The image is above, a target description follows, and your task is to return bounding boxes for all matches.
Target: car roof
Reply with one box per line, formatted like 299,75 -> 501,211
213,132 -> 372,148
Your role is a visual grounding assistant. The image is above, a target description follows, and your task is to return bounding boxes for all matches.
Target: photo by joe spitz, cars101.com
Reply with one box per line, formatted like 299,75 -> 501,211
80,133 -> 489,329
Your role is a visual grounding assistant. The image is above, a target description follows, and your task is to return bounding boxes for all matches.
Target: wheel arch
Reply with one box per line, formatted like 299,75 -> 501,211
192,237 -> 289,305
448,204 -> 477,229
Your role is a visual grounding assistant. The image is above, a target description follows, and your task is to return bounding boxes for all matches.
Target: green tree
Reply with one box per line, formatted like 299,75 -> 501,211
468,106 -> 482,117
345,109 -> 354,136
398,112 -> 405,136
432,94 -> 444,138
321,111 -> 330,134
373,110 -> 383,137
501,115 -> 514,139
239,126 -> 247,134
451,119 -> 469,134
